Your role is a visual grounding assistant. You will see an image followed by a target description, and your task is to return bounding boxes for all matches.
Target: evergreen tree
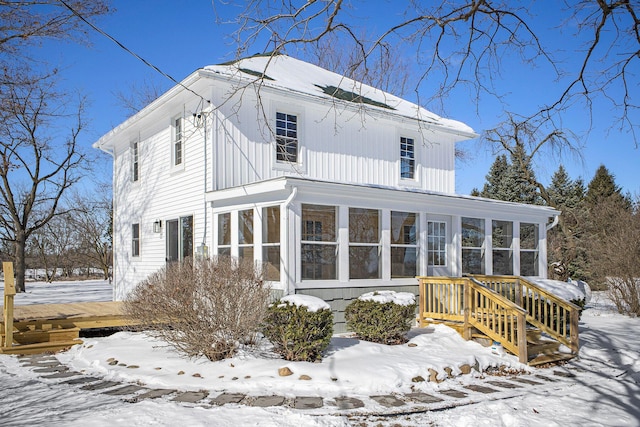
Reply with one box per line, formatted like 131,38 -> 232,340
476,150 -> 541,205
585,165 -> 630,209
546,165 -> 589,281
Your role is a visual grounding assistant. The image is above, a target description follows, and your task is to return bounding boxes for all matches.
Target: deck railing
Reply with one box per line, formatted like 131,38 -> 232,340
417,276 -> 528,363
470,275 -> 580,353
417,275 -> 580,363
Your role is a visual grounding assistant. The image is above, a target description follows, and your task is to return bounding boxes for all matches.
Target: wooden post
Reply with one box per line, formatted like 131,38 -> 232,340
517,311 -> 528,364
463,279 -> 473,340
417,277 -> 425,327
569,308 -> 579,354
3,262 -> 16,348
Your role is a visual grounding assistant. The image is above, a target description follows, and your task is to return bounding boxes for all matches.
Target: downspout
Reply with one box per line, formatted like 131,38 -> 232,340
546,214 -> 559,230
283,186 -> 298,296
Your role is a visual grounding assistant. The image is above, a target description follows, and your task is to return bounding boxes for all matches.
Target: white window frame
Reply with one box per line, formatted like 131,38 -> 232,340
400,136 -> 415,180
427,220 -> 447,267
300,204 -> 338,281
461,217 -> 485,275
519,222 -> 539,276
272,105 -> 305,172
492,220 -> 514,275
390,211 -> 418,278
172,115 -> 184,169
216,212 -> 231,257
132,223 -> 140,257
348,207 -> 381,280
131,140 -> 139,182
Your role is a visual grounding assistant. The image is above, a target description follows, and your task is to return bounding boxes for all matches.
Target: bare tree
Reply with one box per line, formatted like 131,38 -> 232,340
0,0 -> 110,58
28,212 -> 77,282
69,190 -> 112,280
0,74 -> 88,292
223,1 -> 639,144
113,77 -> 167,116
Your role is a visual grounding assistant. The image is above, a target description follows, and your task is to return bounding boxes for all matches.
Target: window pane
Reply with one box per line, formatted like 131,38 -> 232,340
427,221 -> 447,266
391,247 -> 417,278
520,251 -> 539,276
493,249 -> 513,275
462,217 -> 484,247
462,248 -> 484,274
400,137 -> 415,179
132,224 -> 140,257
391,211 -> 416,244
263,246 -> 280,281
263,206 -> 280,243
181,216 -> 193,259
301,244 -> 337,280
166,219 -> 178,262
492,220 -> 513,249
349,246 -> 380,279
218,247 -> 231,257
302,204 -> 336,241
218,213 -> 231,245
238,246 -> 254,262
239,209 -> 253,244
276,112 -> 298,163
349,208 -> 379,243
520,223 -> 538,250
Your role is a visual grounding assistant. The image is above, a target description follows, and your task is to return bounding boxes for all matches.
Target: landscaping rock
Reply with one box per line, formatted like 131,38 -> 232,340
278,367 -> 293,376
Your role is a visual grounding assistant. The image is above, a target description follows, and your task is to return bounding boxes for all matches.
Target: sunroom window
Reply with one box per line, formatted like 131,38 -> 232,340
520,223 -> 539,276
262,206 -> 280,281
238,209 -> 254,262
462,217 -> 485,274
349,208 -> 380,279
391,211 -> 418,278
217,213 -> 231,256
492,220 -> 513,275
301,204 -> 337,280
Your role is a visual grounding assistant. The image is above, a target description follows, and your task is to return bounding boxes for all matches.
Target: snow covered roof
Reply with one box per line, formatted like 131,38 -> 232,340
203,54 -> 475,136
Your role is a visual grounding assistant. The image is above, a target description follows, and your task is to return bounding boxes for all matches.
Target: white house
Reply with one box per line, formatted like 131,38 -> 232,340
94,54 -> 559,329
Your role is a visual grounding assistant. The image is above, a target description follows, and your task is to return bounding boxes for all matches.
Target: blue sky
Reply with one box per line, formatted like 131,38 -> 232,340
39,1 -> 639,195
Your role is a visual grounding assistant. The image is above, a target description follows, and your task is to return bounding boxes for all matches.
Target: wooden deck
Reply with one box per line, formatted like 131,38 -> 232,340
0,300 -> 137,355
4,301 -> 131,330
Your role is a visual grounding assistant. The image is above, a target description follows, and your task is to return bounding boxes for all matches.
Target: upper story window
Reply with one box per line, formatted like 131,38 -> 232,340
173,117 -> 183,166
400,136 -> 415,179
276,112 -> 298,163
131,140 -> 139,182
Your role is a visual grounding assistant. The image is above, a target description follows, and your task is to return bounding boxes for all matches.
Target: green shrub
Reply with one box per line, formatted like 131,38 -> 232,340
262,296 -> 333,362
345,291 -> 417,345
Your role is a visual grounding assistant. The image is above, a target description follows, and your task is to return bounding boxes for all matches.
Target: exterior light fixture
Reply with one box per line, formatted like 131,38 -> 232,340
153,219 -> 162,233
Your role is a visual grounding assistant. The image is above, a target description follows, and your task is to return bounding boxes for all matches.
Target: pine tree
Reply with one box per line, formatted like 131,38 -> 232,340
477,150 -> 541,205
546,165 -> 588,281
585,165 -> 630,209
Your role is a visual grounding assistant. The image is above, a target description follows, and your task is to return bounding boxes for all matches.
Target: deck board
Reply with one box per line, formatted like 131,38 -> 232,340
1,301 -> 137,330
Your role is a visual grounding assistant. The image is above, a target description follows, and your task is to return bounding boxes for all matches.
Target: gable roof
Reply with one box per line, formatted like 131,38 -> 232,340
203,54 -> 475,137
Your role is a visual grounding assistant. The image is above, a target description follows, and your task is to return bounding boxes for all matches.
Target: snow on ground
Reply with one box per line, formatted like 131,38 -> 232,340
0,280 -> 639,426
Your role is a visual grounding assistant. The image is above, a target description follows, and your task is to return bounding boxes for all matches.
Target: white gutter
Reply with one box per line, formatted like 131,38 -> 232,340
546,214 -> 560,230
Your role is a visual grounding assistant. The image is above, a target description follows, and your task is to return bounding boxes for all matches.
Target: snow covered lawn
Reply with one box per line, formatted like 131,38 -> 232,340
1,280 -> 639,426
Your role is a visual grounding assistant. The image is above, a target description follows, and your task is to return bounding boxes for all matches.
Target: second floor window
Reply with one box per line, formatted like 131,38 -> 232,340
400,136 -> 415,179
276,112 -> 298,163
174,117 -> 183,166
131,141 -> 139,182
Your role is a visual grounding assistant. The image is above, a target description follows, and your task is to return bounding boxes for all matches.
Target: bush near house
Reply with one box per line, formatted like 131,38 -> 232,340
123,256 -> 270,361
345,291 -> 417,345
261,295 -> 333,362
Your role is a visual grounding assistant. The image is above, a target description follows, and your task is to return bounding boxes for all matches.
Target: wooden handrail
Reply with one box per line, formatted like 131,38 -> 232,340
418,276 -> 529,363
470,275 -> 580,354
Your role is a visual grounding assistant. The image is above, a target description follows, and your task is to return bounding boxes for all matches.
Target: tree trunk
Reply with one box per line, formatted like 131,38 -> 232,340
14,233 -> 27,293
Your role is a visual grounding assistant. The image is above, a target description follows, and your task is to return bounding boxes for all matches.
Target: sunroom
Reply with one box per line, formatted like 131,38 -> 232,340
207,176 -> 559,319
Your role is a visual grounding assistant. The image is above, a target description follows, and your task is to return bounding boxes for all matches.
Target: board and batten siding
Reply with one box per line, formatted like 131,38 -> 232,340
112,111 -> 209,300
210,87 -> 457,194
